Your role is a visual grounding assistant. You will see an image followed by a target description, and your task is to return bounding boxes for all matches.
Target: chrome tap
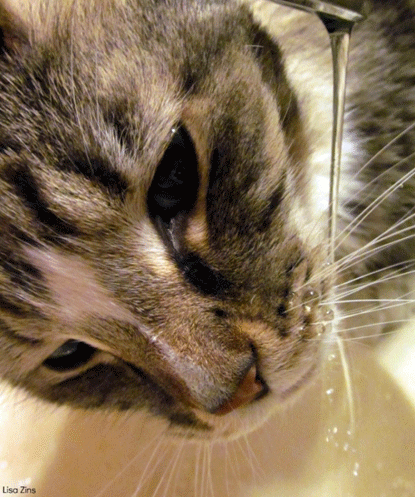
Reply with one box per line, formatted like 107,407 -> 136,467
267,0 -> 370,24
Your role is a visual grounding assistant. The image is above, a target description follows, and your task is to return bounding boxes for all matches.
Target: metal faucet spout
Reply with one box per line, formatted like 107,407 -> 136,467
267,0 -> 370,23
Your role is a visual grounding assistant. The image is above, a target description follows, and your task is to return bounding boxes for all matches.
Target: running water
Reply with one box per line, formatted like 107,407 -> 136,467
321,17 -> 353,266
267,0 -> 369,263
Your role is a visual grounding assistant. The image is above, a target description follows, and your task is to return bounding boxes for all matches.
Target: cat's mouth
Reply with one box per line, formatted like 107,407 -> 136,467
179,286 -> 330,439
171,354 -> 321,441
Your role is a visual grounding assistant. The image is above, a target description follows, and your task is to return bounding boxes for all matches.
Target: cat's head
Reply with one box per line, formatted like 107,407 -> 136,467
0,0 -> 332,439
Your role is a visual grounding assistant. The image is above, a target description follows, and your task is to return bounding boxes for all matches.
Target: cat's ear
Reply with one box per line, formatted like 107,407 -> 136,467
0,1 -> 29,56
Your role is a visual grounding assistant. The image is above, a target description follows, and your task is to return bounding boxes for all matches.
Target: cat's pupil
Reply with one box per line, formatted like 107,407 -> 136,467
43,340 -> 96,372
147,125 -> 199,222
157,162 -> 184,188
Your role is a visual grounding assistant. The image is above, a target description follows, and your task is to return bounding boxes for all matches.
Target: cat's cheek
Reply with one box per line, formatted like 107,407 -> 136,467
23,247 -> 127,324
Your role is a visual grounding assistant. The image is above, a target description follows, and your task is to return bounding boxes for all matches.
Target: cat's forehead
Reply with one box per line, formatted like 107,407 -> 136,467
35,1 -> 271,169
2,0 -> 287,191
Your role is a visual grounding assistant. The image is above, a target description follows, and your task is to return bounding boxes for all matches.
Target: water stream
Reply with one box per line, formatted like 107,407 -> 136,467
319,16 -> 353,265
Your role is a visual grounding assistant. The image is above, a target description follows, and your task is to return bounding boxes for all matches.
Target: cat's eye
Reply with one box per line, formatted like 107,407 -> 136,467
43,340 -> 96,371
147,126 -> 199,222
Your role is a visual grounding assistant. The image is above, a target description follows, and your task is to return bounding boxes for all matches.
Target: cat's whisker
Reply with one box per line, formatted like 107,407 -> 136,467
333,263 -> 415,292
341,204 -> 415,253
333,268 -> 415,302
159,438 -> 186,497
334,212 -> 415,276
93,428 -> 163,497
349,121 -> 415,183
147,441 -> 178,497
129,436 -> 166,497
194,443 -> 202,497
331,300 -> 415,322
200,443 -> 207,497
244,431 -> 264,478
335,266 -> 415,302
333,318 -> 412,336
205,442 -> 214,497
322,325 -> 396,342
348,201 -> 415,249
228,437 -> 242,492
335,229 -> 415,278
339,154 -> 415,223
240,432 -> 262,486
325,298 -> 415,314
276,147 -> 415,314
330,297 -> 415,304
334,151 -> 415,252
208,441 -> 216,497
334,259 -> 415,291
1,2 -> 415,489
224,442 -> 231,497
337,126 -> 415,212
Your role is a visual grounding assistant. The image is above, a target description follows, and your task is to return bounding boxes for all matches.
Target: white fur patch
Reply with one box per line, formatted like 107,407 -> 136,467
24,247 -> 210,390
25,248 -> 133,326
134,221 -> 176,278
185,212 -> 208,251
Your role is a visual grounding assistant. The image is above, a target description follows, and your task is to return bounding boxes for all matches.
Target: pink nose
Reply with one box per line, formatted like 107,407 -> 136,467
214,365 -> 266,415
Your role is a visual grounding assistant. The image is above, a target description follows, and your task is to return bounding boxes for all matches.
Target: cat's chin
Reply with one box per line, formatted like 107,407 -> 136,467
167,359 -> 320,442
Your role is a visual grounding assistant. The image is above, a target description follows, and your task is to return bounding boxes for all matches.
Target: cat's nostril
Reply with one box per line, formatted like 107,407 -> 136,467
214,364 -> 268,416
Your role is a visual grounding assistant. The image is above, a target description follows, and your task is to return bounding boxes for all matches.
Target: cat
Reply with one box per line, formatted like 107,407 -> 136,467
0,0 -> 414,443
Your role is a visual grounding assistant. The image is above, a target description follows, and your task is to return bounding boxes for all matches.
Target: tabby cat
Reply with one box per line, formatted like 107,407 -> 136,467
0,0 -> 414,441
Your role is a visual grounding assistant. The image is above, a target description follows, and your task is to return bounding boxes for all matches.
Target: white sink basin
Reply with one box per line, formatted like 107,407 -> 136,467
0,329 -> 414,497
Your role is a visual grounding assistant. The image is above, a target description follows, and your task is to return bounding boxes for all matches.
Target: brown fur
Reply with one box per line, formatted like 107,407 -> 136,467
0,0 -> 414,440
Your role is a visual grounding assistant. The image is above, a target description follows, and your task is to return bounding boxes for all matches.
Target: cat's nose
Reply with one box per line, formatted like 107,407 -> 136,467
214,364 -> 268,415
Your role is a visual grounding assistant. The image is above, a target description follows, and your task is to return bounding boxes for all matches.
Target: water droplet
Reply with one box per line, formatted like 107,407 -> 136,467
332,426 -> 338,434
325,387 -> 335,403
324,308 -> 335,321
352,462 -> 360,477
304,288 -> 319,302
303,304 -> 311,315
328,353 -> 337,361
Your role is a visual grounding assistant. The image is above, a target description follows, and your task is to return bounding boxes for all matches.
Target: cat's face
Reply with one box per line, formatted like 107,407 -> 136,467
0,0 -> 331,439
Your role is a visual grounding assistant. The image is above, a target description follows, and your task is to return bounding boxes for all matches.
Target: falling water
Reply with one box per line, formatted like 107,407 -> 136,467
268,0 -> 369,262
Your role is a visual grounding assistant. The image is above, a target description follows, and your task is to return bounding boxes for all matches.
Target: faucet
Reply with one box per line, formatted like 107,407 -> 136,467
267,0 -> 370,24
